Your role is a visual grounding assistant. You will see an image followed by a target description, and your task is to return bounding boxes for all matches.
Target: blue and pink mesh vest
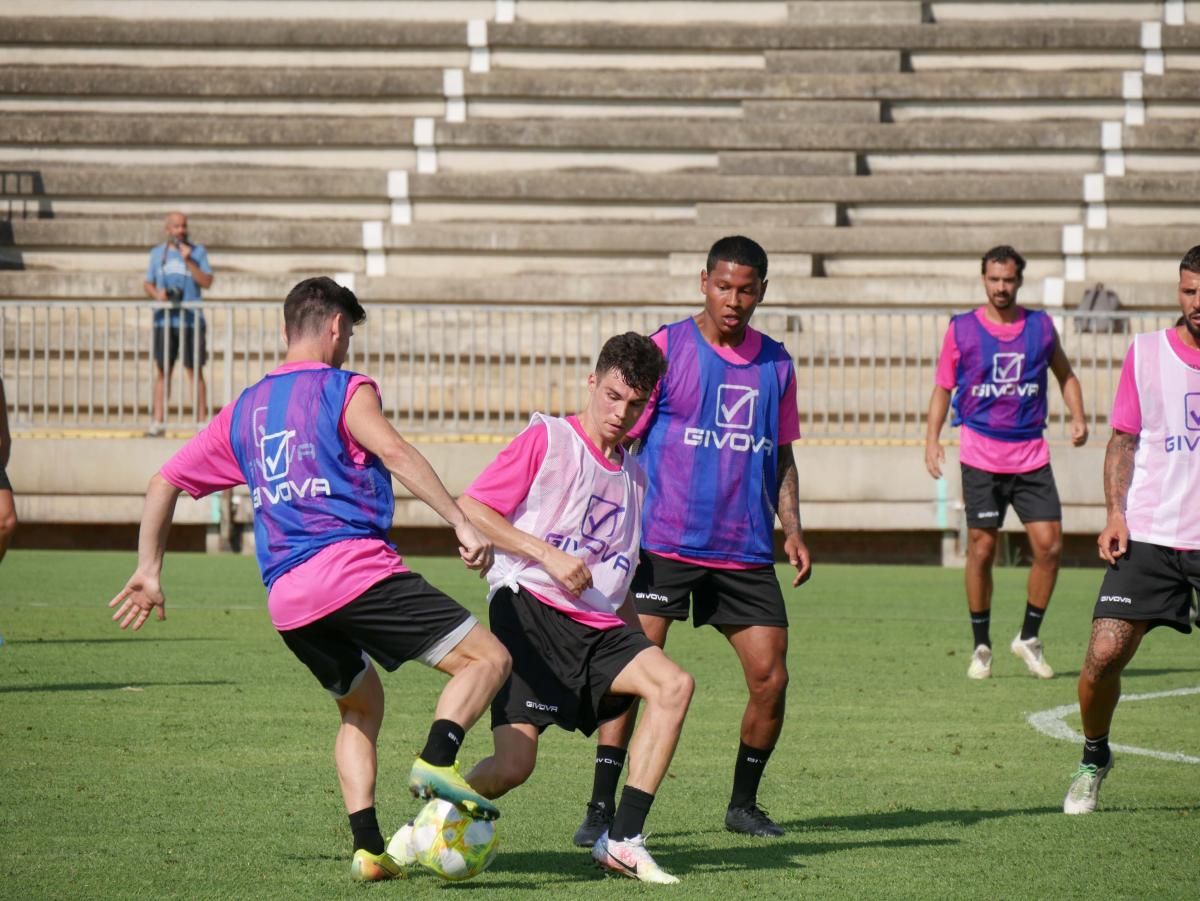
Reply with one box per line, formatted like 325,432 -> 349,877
230,368 -> 394,589
950,309 -> 1055,441
638,318 -> 793,565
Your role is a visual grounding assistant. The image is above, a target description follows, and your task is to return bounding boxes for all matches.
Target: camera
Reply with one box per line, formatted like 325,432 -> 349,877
165,286 -> 184,304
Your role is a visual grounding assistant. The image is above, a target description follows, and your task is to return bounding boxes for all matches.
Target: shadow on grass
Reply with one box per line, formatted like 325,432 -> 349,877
4,637 -> 225,645
783,806 -> 1061,832
0,680 -> 236,693
293,835 -> 958,885
1054,667 -> 1200,679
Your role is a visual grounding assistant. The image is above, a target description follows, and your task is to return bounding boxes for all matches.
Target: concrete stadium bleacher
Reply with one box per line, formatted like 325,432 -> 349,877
1,0 -> 1197,560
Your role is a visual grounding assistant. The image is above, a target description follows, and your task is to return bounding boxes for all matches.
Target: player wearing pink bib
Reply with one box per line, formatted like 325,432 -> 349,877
108,278 -> 511,882
460,334 -> 694,885
1063,246 -> 1200,815
925,246 -> 1088,681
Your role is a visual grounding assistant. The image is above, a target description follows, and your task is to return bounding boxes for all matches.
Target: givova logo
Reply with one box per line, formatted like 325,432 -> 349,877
250,405 -> 331,508
543,493 -> 633,574
991,352 -> 1024,384
1186,393 -> 1200,431
682,382 -> 774,454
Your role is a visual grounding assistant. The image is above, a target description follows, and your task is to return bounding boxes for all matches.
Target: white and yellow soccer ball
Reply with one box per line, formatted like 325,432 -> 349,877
406,798 -> 498,881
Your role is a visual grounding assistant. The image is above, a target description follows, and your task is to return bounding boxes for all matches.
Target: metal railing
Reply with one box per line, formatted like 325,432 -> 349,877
0,301 -> 1178,439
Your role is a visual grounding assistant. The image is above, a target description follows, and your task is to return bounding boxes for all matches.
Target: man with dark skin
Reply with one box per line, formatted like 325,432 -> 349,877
573,235 -> 811,843
1063,245 -> 1200,814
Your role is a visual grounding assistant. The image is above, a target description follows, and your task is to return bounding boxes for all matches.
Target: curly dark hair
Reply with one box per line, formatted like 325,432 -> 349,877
284,276 -> 366,340
1179,245 -> 1200,275
707,235 -> 768,280
981,245 -> 1026,277
594,332 -> 667,396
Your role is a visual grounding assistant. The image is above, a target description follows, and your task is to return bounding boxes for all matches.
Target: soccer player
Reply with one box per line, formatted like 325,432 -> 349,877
458,333 -> 694,884
1063,246 -> 1200,814
108,277 -> 511,882
925,245 -> 1088,681
573,235 -> 811,843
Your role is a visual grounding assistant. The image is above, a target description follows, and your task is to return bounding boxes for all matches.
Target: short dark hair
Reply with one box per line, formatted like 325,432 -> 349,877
594,332 -> 666,396
284,277 -> 366,340
706,235 -> 768,280
981,245 -> 1026,277
1180,245 -> 1200,275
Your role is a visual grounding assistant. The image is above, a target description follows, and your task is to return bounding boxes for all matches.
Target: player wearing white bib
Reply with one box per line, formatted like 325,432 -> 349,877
461,333 -> 695,884
1064,246 -> 1200,814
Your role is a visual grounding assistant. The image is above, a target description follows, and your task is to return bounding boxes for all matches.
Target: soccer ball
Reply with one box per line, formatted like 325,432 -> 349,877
407,798 -> 498,881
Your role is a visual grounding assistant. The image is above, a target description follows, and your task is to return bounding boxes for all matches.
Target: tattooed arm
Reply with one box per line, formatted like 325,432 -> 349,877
776,444 -> 811,587
1098,428 -> 1138,564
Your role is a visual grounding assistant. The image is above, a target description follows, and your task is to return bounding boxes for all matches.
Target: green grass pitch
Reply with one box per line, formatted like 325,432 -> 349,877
2,550 -> 1198,898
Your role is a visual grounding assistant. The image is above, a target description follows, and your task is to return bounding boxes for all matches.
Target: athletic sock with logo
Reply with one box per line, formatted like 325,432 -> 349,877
421,719 -> 465,767
588,745 -> 628,813
1019,602 -> 1045,640
1082,734 -> 1111,768
610,785 -> 655,842
349,806 -> 385,854
970,611 -> 991,648
729,741 -> 773,810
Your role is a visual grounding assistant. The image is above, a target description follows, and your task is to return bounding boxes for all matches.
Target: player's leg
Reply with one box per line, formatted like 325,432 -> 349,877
0,481 -> 16,565
1064,617 -> 1145,814
277,620 -> 401,881
1010,519 -> 1061,677
722,622 -> 789,836
1009,465 -> 1063,677
593,638 -> 692,884
961,464 -> 1005,678
1065,540 -> 1190,814
576,552 -> 697,845
466,723 -> 539,800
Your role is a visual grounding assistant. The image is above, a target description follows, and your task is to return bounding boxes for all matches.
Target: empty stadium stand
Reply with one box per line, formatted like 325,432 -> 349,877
1,0 -> 1197,561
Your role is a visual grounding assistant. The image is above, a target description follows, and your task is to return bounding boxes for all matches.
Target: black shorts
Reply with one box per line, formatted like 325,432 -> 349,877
631,550 -> 788,629
488,586 -> 654,737
152,319 -> 207,370
1092,540 -> 1200,635
0,466 -> 10,492
961,462 -> 1061,530
279,572 -> 477,697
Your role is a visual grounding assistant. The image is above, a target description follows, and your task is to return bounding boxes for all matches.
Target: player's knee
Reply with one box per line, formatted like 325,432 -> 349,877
967,531 -> 996,560
493,753 -> 535,792
1031,536 -> 1062,564
661,667 -> 694,714
0,508 -> 16,541
747,665 -> 788,704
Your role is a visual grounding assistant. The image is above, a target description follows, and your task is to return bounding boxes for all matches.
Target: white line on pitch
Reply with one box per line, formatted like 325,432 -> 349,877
1027,685 -> 1200,764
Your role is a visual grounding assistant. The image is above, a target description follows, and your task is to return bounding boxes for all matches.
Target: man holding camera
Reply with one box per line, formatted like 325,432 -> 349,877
143,212 -> 213,434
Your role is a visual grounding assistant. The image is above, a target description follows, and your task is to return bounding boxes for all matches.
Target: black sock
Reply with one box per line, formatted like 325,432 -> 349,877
729,741 -> 773,810
610,785 -> 655,842
589,745 -> 627,811
349,806 -> 384,854
421,719 -> 465,767
1082,734 -> 1111,768
970,611 -> 991,648
1019,602 -> 1046,640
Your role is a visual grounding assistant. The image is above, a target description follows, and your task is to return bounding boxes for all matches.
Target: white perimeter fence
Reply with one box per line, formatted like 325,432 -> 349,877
0,302 -> 1179,440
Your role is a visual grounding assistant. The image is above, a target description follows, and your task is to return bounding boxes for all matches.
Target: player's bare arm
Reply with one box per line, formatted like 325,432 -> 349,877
776,444 -> 811,587
458,494 -> 592,596
1049,336 -> 1088,446
343,384 -> 492,572
1098,429 -> 1138,564
923,385 -> 951,478
109,472 -> 181,630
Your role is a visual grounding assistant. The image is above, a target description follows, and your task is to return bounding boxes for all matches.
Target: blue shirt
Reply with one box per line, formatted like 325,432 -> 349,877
145,242 -> 211,326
